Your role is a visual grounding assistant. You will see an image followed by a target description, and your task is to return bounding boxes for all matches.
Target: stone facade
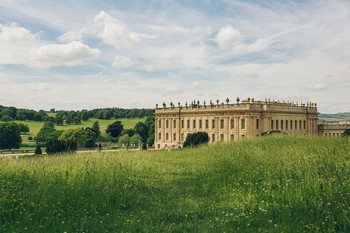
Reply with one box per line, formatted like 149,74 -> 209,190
318,121 -> 350,137
154,98 -> 318,150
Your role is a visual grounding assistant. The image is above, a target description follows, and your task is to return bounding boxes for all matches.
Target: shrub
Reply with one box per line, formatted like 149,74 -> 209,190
34,145 -> 42,155
46,139 -> 77,155
183,132 -> 209,148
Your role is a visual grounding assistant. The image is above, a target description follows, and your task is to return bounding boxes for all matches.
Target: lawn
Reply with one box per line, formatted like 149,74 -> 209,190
1,135 -> 349,232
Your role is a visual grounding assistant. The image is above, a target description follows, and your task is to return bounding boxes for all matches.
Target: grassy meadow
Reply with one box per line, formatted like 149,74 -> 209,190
14,117 -> 145,151
1,135 -> 349,232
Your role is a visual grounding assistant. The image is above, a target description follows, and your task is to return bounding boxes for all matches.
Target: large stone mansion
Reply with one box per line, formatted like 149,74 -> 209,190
154,98 -> 320,150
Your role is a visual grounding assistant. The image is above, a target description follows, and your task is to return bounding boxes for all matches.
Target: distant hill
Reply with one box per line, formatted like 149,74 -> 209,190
319,112 -> 350,120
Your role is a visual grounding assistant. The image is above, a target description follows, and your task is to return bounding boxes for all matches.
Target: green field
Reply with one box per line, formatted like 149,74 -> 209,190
1,135 -> 349,232
13,118 -> 145,151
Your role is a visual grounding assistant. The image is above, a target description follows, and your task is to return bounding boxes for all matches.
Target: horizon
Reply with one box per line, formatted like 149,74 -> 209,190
1,0 -> 350,114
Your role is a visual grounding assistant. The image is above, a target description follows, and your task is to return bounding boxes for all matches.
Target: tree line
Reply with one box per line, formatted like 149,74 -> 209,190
0,105 -> 154,124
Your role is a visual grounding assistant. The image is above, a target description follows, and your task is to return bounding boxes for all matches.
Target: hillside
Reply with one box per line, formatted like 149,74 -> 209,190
319,112 -> 350,120
1,135 -> 349,232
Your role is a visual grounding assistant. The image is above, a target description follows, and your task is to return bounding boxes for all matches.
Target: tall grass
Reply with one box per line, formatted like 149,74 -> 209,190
1,135 -> 349,232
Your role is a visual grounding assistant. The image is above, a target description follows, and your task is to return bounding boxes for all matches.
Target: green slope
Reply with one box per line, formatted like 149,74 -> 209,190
1,135 -> 349,232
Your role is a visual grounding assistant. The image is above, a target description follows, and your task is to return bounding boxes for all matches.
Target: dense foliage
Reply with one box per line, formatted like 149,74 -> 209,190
34,145 -> 42,155
344,128 -> 350,137
0,105 -> 154,124
53,108 -> 154,124
46,139 -> 78,154
183,132 -> 209,148
106,121 -> 124,137
0,122 -> 22,150
0,136 -> 349,232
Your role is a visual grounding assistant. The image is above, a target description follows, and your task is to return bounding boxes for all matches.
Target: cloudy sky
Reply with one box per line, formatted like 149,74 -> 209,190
0,0 -> 349,113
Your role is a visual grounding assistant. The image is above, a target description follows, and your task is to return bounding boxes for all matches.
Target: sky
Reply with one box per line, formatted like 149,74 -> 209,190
0,0 -> 349,113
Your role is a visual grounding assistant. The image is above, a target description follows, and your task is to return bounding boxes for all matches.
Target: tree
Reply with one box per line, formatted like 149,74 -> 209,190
343,129 -> 350,137
120,129 -> 135,137
55,115 -> 64,125
17,123 -> 30,134
106,121 -> 124,138
84,128 -> 97,148
134,122 -> 149,143
46,139 -> 77,155
0,122 -> 22,150
73,116 -> 81,125
1,115 -> 13,122
118,134 -> 130,149
130,134 -> 142,147
34,145 -> 42,155
145,115 -> 155,147
92,121 -> 101,137
183,132 -> 209,148
36,123 -> 57,146
59,129 -> 85,149
44,121 -> 55,128
80,110 -> 89,121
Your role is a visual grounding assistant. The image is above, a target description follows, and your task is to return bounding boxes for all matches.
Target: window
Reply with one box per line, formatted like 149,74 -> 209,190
187,120 -> 190,129
158,133 -> 161,140
166,120 -> 169,128
295,120 -> 297,130
193,119 -> 196,128
231,119 -> 235,129
181,119 -> 184,128
181,133 -> 184,141
281,120 -> 283,129
256,119 -> 260,130
276,120 -> 279,130
290,120 -> 293,130
212,119 -> 215,129
299,120 -> 302,130
220,134 -> 224,141
199,119 -> 202,128
241,119 -> 245,129
166,133 -> 168,140
303,120 -> 306,129
212,134 -> 215,142
205,119 -> 209,129
220,119 -> 224,129
173,120 -> 176,129
271,120 -> 274,130
159,120 -> 162,128
230,134 -> 234,141
285,120 -> 288,130
173,133 -> 176,141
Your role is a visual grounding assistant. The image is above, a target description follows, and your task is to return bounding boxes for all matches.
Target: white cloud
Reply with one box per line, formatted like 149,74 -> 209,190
94,11 -> 140,48
215,24 -> 269,54
30,41 -> 100,68
58,30 -> 83,43
0,23 -> 39,64
215,25 -> 243,50
307,84 -> 327,91
112,55 -> 134,68
0,23 -> 37,43
29,83 -> 52,91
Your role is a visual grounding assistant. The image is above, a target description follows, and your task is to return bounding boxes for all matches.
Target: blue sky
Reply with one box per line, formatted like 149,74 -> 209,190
0,0 -> 349,113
